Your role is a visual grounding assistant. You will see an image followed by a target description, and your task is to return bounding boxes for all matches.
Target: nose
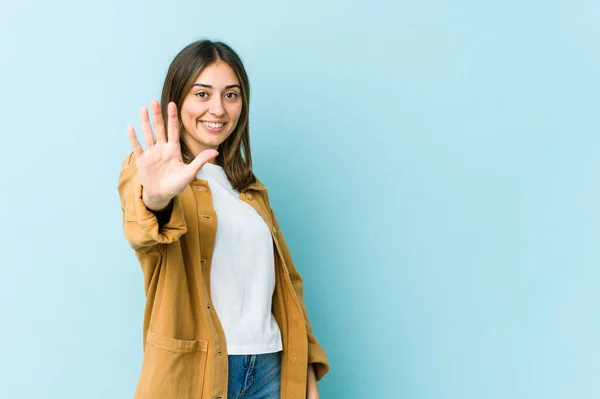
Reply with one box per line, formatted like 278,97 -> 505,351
209,96 -> 225,117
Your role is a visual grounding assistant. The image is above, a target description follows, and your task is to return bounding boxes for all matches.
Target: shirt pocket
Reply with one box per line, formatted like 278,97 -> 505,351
134,329 -> 209,399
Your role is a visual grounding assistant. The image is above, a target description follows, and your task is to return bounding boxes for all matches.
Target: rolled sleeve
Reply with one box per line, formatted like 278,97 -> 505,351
270,205 -> 330,381
117,152 -> 187,252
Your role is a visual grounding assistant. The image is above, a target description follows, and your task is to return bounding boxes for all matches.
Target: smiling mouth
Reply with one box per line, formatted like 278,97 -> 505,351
200,121 -> 226,128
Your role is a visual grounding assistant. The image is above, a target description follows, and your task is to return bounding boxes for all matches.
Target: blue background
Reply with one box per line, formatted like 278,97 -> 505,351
1,0 -> 599,398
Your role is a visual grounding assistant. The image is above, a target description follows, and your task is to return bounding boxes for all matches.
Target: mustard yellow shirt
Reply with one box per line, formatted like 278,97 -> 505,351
117,152 -> 329,399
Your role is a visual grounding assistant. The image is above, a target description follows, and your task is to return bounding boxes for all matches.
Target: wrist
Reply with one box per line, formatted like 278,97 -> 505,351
142,190 -> 173,212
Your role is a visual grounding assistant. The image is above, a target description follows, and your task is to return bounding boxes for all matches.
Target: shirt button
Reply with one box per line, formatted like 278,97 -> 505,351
206,303 -> 211,309
245,192 -> 253,200
194,186 -> 206,191
216,349 -> 223,354
200,259 -> 207,264
200,215 -> 212,220
214,396 -> 223,399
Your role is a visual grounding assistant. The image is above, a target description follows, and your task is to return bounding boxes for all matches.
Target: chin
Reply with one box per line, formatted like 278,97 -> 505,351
203,137 -> 227,149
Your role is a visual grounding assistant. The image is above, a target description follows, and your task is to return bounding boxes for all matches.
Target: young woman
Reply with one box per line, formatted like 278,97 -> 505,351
117,40 -> 329,399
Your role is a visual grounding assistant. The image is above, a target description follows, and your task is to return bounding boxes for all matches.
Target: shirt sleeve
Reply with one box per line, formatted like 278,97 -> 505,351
269,206 -> 330,382
117,152 -> 188,253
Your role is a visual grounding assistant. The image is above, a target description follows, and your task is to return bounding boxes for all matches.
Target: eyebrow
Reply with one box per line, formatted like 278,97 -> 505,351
192,83 -> 241,90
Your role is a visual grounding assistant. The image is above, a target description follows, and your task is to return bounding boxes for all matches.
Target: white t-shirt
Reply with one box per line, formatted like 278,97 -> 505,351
196,162 -> 283,355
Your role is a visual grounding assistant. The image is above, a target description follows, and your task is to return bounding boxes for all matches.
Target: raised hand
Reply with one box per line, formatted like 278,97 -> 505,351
126,99 -> 218,211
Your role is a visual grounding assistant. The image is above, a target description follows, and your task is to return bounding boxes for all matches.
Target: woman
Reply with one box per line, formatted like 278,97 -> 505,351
117,39 -> 329,399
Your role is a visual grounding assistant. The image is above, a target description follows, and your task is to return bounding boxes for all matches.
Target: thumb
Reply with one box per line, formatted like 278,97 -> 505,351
187,149 -> 219,175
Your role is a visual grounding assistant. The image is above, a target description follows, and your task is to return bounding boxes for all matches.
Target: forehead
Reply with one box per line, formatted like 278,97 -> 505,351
193,61 -> 239,86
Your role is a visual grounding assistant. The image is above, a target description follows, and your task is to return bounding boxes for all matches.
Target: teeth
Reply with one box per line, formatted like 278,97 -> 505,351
202,121 -> 224,128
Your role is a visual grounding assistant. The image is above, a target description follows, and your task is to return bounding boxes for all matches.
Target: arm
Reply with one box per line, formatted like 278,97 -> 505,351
307,364 -> 320,399
270,207 -> 330,382
117,152 -> 187,253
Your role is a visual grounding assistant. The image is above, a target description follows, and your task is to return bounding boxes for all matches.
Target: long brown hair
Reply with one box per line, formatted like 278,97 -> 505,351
160,39 -> 255,192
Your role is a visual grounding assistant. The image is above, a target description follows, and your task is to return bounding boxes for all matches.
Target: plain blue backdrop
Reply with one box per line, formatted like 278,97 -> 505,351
1,0 -> 599,398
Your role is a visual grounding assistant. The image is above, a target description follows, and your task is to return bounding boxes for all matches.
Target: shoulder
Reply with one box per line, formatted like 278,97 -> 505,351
246,173 -> 269,193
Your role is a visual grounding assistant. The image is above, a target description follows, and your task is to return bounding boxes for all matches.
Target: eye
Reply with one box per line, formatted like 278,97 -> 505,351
225,92 -> 239,99
195,91 -> 208,98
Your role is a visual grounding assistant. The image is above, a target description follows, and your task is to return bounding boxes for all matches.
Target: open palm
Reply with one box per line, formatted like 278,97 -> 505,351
126,100 -> 218,204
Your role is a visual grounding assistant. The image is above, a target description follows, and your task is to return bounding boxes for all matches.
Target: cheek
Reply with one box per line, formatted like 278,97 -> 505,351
180,102 -> 204,129
228,103 -> 243,123
180,110 -> 194,132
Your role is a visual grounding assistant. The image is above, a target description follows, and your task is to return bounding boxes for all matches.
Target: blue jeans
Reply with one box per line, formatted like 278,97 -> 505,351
227,351 -> 282,399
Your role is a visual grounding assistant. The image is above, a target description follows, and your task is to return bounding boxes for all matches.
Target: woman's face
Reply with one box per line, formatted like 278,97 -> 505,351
180,61 -> 243,158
